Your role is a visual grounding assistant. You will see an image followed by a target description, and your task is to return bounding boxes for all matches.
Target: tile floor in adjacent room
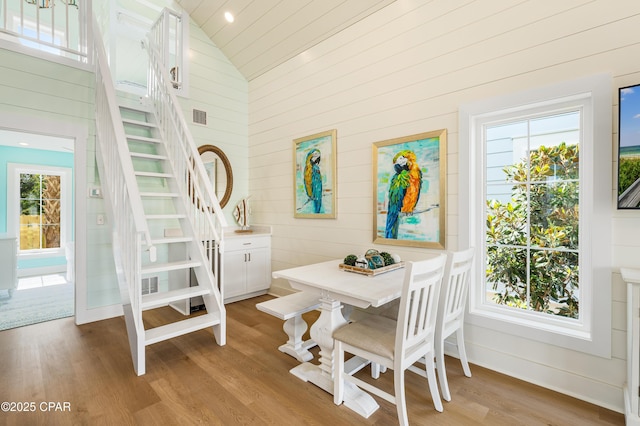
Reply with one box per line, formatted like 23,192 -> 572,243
17,273 -> 69,290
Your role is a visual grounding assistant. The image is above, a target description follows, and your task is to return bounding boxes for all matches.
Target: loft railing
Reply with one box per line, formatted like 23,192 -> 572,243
147,8 -> 227,296
92,13 -> 154,337
149,7 -> 186,92
0,0 -> 89,63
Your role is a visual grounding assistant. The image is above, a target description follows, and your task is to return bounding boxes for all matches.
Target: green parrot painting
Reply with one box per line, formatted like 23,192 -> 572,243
303,149 -> 322,213
385,150 -> 422,239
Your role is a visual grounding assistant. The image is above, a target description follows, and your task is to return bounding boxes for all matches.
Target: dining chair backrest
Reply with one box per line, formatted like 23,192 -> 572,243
437,248 -> 474,337
396,253 -> 447,367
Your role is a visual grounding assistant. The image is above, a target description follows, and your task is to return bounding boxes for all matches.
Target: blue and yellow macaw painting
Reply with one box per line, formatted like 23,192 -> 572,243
304,149 -> 322,213
385,150 -> 422,239
376,135 -> 441,242
294,131 -> 335,217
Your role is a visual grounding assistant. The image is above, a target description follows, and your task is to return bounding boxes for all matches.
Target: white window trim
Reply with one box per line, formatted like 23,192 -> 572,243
459,74 -> 612,358
7,163 -> 73,260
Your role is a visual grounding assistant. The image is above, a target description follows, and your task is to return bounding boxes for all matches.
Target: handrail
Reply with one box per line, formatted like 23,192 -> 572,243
147,9 -> 228,239
92,13 -> 155,332
92,16 -> 155,258
147,9 -> 227,309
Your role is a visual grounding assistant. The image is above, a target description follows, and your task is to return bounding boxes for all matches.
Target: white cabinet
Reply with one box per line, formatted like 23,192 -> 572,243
623,268 -> 640,426
223,231 -> 271,303
0,235 -> 18,297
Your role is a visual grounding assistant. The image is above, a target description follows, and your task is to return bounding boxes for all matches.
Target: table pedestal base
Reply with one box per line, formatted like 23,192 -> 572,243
290,357 -> 379,418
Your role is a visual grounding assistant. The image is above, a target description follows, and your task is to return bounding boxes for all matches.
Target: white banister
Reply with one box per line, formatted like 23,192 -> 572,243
92,13 -> 156,335
148,10 -> 227,236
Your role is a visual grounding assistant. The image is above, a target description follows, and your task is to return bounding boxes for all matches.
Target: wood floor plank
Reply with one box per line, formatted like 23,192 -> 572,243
0,294 -> 625,425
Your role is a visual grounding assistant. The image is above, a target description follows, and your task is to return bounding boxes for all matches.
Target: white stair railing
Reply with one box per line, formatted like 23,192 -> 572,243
92,14 -> 155,345
147,9 -> 227,302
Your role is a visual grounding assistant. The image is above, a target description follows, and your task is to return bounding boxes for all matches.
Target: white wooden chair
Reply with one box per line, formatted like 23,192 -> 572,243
333,254 -> 447,425
434,247 -> 475,401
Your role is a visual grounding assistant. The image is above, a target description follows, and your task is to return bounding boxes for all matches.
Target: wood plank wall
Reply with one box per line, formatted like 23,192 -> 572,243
247,0 -> 640,413
185,19 -> 249,225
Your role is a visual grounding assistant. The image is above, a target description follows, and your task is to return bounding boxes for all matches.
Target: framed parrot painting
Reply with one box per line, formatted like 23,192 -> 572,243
293,129 -> 337,218
373,129 -> 447,249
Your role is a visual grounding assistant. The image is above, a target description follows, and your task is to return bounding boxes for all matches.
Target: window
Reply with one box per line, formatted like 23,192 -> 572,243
19,172 -> 62,251
485,111 -> 580,319
7,164 -> 72,259
459,74 -> 612,357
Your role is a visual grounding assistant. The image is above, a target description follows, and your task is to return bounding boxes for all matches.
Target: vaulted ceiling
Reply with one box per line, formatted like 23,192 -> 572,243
174,0 -> 396,81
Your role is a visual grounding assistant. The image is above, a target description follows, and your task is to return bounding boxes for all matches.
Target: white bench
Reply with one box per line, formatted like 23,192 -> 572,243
256,292 -> 320,362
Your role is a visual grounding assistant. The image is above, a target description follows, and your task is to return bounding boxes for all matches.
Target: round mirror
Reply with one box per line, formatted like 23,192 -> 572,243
198,144 -> 233,208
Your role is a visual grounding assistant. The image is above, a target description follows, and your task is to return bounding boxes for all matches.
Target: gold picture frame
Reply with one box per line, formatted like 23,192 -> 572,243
293,129 -> 337,218
372,129 -> 446,249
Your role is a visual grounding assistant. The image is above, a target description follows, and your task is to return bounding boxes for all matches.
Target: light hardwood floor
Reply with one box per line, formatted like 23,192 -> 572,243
0,294 -> 624,425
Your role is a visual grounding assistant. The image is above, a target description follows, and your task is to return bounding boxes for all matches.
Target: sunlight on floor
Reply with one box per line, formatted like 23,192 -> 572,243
17,273 -> 69,290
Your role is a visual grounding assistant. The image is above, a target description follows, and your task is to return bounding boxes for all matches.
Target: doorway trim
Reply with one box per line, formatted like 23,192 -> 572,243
0,113 -> 87,324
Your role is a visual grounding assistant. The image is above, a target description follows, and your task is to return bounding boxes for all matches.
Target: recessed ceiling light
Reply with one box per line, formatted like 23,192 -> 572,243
224,11 -> 234,23
18,142 -> 29,146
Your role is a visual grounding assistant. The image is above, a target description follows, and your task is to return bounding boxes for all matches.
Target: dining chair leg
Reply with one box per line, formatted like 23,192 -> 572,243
371,362 -> 381,379
425,353 -> 444,412
333,340 -> 345,405
435,337 -> 451,402
394,369 -> 409,426
456,327 -> 472,377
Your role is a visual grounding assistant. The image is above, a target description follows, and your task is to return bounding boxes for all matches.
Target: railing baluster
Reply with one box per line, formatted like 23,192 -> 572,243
148,7 -> 227,295
0,0 -> 87,62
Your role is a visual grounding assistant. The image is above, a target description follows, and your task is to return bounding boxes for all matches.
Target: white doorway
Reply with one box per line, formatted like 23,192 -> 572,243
0,129 -> 75,330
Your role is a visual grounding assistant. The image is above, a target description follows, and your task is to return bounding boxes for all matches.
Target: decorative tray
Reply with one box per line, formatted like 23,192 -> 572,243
338,261 -> 405,277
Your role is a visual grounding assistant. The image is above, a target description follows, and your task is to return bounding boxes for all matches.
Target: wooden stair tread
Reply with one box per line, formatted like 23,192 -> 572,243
131,152 -> 167,160
140,191 -> 180,198
135,171 -> 172,178
142,259 -> 200,275
126,135 -> 162,144
119,103 -> 153,113
148,236 -> 193,245
145,312 -> 221,346
141,286 -> 211,310
122,118 -> 158,128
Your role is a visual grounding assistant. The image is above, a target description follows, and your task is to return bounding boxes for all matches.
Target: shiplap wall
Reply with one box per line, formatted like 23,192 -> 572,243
0,46 -> 102,320
181,18 -> 249,227
248,0 -> 640,412
0,11 -> 248,322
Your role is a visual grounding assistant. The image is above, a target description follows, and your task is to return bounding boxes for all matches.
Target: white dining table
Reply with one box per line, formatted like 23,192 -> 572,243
272,259 -> 406,418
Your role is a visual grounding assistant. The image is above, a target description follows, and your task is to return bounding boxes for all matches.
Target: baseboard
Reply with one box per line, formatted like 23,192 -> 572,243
467,342 -> 624,414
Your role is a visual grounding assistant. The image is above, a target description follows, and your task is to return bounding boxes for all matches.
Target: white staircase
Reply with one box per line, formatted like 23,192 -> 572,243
92,12 -> 227,376
122,99 -> 224,343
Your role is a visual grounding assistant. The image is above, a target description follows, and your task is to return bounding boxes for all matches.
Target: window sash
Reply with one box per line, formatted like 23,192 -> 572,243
7,163 -> 71,259
482,111 -> 581,320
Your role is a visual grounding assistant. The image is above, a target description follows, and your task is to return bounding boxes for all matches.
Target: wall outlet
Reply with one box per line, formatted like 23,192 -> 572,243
96,214 -> 105,225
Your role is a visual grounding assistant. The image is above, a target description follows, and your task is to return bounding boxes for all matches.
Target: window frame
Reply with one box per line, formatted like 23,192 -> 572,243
458,74 -> 612,358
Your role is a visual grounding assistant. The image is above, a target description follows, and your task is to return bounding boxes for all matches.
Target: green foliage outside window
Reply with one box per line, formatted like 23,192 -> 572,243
19,173 -> 61,250
486,143 -> 580,319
